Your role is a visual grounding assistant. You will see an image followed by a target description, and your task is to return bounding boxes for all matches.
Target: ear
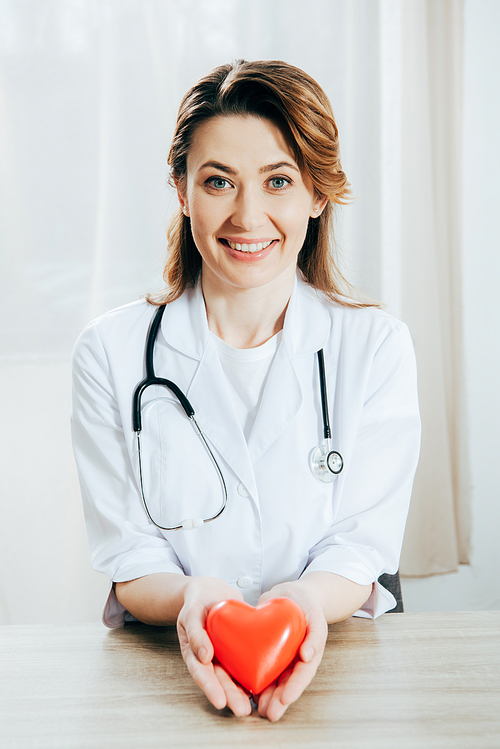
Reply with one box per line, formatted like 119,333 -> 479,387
174,175 -> 190,217
310,193 -> 329,218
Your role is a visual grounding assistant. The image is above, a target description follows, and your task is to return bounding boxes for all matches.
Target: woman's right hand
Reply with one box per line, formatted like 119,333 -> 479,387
176,577 -> 252,716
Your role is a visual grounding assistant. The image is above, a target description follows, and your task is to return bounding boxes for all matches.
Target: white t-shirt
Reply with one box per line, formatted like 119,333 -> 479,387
211,331 -> 282,442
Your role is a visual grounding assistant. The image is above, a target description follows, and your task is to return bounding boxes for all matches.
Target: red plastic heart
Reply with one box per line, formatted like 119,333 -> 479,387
206,597 -> 307,695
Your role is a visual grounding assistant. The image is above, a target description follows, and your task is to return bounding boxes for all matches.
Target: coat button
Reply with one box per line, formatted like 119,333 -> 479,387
237,483 -> 250,497
237,576 -> 252,589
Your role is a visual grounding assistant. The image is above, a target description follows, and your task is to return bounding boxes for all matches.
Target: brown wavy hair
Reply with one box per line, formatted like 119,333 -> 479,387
150,60 -> 375,307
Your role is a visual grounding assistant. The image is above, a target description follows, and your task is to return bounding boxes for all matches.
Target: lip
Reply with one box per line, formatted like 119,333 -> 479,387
221,237 -> 278,244
218,238 -> 279,262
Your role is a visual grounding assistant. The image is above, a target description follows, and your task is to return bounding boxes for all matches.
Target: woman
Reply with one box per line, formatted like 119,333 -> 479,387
72,60 -> 420,722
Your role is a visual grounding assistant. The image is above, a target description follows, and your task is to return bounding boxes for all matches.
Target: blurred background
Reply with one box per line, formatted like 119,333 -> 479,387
0,0 -> 498,624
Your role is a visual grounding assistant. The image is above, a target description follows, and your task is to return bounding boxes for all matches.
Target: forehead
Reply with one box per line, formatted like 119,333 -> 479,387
186,115 -> 297,170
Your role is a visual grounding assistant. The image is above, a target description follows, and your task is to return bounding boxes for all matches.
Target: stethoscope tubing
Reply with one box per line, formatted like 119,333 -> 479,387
133,305 -> 228,530
317,349 -> 331,441
132,304 -> 343,530
135,415 -> 228,531
133,305 -> 194,432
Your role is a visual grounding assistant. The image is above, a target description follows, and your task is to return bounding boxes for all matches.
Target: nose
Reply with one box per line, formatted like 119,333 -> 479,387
230,185 -> 265,232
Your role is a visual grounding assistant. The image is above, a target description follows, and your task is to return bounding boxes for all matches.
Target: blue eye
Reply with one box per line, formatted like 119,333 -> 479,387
208,177 -> 230,189
270,177 -> 289,189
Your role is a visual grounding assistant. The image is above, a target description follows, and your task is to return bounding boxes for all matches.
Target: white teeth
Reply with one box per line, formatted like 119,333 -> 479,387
227,240 -> 274,252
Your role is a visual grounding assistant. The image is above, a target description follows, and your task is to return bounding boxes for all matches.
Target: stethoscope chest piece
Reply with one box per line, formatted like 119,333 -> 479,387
311,349 -> 344,482
310,440 -> 344,483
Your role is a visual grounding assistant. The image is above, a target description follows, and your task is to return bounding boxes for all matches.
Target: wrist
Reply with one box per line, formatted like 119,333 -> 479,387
261,579 -> 323,615
182,576 -> 243,610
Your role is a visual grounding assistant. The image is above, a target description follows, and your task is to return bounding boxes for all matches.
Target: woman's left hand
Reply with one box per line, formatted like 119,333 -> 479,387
255,580 -> 328,722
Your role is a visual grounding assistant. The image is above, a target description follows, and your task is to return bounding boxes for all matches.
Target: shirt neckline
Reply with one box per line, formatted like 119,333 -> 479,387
210,330 -> 282,361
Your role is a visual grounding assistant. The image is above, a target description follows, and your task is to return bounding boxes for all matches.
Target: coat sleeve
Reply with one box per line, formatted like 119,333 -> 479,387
301,321 -> 421,618
71,321 -> 185,627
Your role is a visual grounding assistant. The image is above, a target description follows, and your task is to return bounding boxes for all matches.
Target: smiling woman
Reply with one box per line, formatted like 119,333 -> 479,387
175,115 -> 327,344
156,60 -> 353,312
71,60 -> 421,722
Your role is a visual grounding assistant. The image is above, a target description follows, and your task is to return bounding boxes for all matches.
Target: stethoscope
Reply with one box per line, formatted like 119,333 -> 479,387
133,305 -> 343,531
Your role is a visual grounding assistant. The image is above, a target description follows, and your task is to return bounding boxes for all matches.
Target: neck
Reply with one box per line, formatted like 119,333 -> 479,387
201,266 -> 295,349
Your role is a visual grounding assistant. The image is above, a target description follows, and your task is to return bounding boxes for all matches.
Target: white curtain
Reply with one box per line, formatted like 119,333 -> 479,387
397,0 -> 470,576
0,0 -> 467,623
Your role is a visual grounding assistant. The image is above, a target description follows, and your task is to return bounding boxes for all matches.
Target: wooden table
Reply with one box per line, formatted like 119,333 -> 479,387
1,612 -> 499,748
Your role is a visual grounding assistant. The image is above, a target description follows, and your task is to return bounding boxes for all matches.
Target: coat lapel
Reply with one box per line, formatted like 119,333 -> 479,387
248,277 -> 332,463
186,340 -> 258,493
159,283 -> 257,492
157,275 -> 332,487
247,343 -> 302,463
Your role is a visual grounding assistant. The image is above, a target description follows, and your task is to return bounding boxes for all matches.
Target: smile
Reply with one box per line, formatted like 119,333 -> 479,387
225,239 -> 275,253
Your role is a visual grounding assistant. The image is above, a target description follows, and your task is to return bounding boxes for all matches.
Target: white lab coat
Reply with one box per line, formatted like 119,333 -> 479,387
71,275 -> 421,627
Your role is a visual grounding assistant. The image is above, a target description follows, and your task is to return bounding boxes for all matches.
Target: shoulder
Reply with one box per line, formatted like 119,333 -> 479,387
72,299 -> 157,372
287,277 -> 412,360
300,285 -> 416,374
332,302 -> 409,344
326,304 -> 417,391
312,282 -> 399,331
298,277 -> 410,346
311,296 -> 419,411
79,298 -> 156,339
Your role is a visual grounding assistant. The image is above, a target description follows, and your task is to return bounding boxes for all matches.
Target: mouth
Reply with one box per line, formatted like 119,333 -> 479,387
219,238 -> 278,253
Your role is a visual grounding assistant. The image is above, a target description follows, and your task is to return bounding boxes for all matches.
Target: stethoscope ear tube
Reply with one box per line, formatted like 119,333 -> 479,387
133,305 -> 195,432
133,377 -> 195,432
317,349 -> 331,440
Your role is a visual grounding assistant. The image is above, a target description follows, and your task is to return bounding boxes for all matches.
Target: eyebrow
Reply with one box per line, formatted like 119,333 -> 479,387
199,160 -> 299,175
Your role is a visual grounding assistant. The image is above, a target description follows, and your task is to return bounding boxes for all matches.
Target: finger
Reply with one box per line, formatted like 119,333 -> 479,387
299,613 -> 327,663
261,667 -> 294,722
183,645 -> 227,710
185,624 -> 214,664
177,610 -> 214,664
256,589 -> 275,605
279,657 -> 319,706
214,664 -> 253,717
256,679 -> 277,718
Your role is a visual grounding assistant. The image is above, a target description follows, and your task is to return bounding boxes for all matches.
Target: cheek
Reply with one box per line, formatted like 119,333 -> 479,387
279,200 -> 313,241
189,195 -> 221,236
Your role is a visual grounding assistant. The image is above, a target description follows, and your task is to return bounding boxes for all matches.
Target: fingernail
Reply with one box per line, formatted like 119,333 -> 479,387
304,648 -> 314,662
198,646 -> 207,661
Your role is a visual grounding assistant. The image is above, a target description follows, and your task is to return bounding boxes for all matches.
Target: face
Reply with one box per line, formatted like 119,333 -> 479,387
176,115 -> 327,295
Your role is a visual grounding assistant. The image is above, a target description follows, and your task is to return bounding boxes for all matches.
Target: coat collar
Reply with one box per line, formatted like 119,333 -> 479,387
159,273 -> 332,360
281,275 -> 332,357
159,282 -> 210,360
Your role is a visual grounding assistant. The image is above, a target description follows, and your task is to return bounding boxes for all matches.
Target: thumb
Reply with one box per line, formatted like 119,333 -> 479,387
178,605 -> 214,664
299,609 -> 327,663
